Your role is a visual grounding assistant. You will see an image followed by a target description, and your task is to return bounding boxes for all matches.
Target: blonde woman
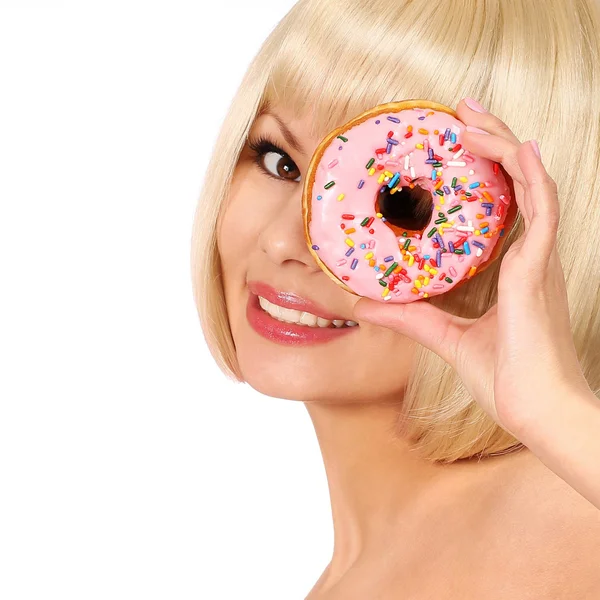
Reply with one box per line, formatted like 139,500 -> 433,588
192,0 -> 600,596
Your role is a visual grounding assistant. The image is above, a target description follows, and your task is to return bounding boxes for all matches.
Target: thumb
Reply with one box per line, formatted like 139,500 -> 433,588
352,296 -> 470,367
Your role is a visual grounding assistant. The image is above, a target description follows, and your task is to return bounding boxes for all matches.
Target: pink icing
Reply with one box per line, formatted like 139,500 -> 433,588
308,107 -> 512,303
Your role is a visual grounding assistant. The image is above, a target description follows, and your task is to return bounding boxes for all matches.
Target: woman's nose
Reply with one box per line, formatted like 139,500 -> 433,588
258,186 -> 320,271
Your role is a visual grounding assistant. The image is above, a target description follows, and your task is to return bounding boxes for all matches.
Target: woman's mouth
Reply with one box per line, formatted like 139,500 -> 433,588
245,280 -> 359,346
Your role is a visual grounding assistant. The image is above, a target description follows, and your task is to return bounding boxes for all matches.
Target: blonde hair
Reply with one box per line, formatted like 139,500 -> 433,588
191,0 -> 600,462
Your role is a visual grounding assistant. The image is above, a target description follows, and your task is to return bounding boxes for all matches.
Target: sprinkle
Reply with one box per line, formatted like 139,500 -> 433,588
317,195 -> 322,201
345,228 -> 356,234
447,205 -> 462,214
337,135 -> 348,142
337,193 -> 345,201
387,137 -> 399,146
463,241 -> 471,255
384,262 -> 398,277
351,258 -> 358,269
468,266 -> 477,278
427,227 -> 437,238
341,213 -> 354,219
311,245 -> 319,250
480,226 -> 490,234
361,216 -> 374,228
345,247 -> 355,256
345,238 -> 354,247
366,158 -> 375,169
384,255 -> 394,262
418,128 -> 429,135
364,251 -> 373,259
469,182 -> 481,189
387,116 -> 401,123
328,159 -> 339,168
472,240 -> 485,249
358,180 -> 365,189
324,181 -> 335,189
447,161 -> 467,167
388,172 -> 400,188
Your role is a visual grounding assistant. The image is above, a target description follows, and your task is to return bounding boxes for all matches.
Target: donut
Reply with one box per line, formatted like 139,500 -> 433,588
302,100 -> 514,303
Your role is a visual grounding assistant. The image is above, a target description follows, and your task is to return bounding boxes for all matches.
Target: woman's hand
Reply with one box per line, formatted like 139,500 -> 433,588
352,97 -> 593,438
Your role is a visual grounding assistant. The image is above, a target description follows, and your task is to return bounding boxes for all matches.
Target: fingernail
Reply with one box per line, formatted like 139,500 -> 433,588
465,125 -> 490,135
529,139 -> 541,159
464,97 -> 488,113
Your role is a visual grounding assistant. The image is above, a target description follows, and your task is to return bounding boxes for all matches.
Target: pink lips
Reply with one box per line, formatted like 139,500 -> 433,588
247,280 -> 345,321
246,280 -> 358,346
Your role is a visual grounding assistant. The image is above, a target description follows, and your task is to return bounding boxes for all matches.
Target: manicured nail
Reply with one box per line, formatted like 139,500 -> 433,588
529,139 -> 541,159
465,125 -> 490,135
464,97 -> 488,113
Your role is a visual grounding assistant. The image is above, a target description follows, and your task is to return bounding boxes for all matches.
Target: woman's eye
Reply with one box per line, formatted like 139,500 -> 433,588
261,151 -> 301,182
247,135 -> 303,183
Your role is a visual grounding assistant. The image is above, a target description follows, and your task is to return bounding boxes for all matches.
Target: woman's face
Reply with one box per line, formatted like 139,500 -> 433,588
217,103 -> 416,403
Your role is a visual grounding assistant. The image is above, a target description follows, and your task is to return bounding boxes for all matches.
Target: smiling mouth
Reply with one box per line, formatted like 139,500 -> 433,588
257,295 -> 358,328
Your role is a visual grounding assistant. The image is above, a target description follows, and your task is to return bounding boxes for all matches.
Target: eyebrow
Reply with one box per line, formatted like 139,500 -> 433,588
256,105 -> 306,156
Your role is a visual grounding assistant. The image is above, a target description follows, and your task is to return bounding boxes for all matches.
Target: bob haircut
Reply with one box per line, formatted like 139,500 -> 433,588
191,0 -> 600,462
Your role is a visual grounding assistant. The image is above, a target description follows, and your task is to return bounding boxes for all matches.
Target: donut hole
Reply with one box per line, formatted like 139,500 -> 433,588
375,182 -> 433,236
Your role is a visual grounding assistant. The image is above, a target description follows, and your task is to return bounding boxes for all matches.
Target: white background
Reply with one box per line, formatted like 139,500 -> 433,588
0,1 -> 332,598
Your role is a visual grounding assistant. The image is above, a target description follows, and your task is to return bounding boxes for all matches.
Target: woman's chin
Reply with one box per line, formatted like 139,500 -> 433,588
237,352 -> 335,402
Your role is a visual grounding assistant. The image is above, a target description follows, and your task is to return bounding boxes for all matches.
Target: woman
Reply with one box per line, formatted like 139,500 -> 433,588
192,0 -> 600,596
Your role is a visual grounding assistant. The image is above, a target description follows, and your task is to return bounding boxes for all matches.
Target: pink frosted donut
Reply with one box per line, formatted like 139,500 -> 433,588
302,100 -> 514,303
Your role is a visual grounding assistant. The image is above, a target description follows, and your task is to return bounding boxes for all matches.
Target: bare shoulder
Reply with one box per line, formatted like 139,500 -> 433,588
486,452 -> 600,598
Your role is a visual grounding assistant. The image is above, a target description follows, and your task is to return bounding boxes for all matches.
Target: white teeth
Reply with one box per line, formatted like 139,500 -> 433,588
257,296 -> 353,328
299,311 -> 318,327
258,296 -> 269,311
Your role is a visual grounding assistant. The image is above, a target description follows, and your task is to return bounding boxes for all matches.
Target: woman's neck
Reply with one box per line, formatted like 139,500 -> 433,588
303,401 -> 526,578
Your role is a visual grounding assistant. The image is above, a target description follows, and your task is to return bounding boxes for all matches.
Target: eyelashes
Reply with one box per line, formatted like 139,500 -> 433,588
246,134 -> 302,183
